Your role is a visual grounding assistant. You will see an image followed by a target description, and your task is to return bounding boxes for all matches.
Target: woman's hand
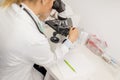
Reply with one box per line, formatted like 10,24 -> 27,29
68,27 -> 79,43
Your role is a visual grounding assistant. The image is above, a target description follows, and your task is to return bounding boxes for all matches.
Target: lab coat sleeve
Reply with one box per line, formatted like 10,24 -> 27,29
22,35 -> 70,68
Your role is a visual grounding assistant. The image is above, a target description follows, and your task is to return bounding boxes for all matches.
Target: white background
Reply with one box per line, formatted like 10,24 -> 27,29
64,0 -> 120,62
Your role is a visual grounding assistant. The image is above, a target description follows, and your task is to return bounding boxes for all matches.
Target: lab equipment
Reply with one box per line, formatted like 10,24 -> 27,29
45,18 -> 72,43
77,29 -> 120,68
64,59 -> 76,72
85,35 -> 120,68
45,0 -> 120,69
86,35 -> 107,56
45,0 -> 73,43
52,0 -> 65,14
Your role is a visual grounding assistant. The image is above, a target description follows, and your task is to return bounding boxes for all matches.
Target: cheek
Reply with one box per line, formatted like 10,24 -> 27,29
44,7 -> 51,15
43,0 -> 54,14
48,0 -> 54,10
46,3 -> 53,13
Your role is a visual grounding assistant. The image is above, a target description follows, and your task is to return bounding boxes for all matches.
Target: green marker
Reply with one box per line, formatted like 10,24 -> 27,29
64,59 -> 76,72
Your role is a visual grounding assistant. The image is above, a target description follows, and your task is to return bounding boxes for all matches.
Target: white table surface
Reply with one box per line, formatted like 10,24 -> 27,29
48,44 -> 116,80
44,25 -> 119,80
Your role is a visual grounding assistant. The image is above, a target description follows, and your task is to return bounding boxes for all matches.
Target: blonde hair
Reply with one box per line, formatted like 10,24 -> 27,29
1,0 -> 37,7
1,0 -> 23,7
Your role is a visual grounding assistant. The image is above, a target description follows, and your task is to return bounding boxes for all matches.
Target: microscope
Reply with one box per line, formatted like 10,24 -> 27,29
45,0 -> 73,43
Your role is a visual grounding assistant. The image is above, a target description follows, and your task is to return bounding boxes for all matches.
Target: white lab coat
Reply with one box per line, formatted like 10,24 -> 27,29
0,3 -> 70,80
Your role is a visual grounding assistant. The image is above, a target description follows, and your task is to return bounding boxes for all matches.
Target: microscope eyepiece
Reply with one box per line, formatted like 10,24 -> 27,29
52,0 -> 65,13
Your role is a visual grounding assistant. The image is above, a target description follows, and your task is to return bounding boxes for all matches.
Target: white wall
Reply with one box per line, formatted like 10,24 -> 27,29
65,0 -> 120,62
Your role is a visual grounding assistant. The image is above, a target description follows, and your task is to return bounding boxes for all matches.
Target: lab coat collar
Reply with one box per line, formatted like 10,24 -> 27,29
20,3 -> 43,25
10,3 -> 44,32
11,3 -> 44,33
20,3 -> 44,32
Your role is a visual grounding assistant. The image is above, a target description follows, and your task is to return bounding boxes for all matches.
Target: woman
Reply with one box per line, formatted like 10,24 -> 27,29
0,0 -> 79,80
